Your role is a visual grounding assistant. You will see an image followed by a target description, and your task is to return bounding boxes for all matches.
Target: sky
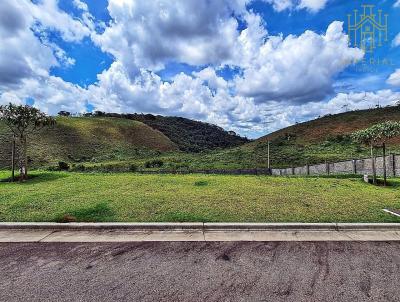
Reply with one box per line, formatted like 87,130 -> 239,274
0,0 -> 400,138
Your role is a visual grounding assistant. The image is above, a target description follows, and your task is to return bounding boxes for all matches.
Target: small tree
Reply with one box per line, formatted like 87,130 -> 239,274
58,111 -> 71,117
0,103 -> 55,181
351,121 -> 400,185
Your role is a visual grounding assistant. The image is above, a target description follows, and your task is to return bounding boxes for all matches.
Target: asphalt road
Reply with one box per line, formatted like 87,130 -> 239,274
0,242 -> 399,302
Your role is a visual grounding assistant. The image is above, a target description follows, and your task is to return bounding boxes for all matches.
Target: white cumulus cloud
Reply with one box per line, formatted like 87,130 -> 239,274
234,21 -> 364,104
93,0 -> 247,73
263,0 -> 329,12
0,0 -> 383,137
393,33 -> 400,47
0,0 -> 92,114
387,69 -> 400,87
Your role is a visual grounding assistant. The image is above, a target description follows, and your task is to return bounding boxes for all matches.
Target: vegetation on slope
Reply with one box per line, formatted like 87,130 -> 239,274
0,117 -> 177,169
89,112 -> 250,152
2,107 -> 400,171
0,171 -> 399,222
120,106 -> 400,170
235,106 -> 400,168
261,106 -> 400,144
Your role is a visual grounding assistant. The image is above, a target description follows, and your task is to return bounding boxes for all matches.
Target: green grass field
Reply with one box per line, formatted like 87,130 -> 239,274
1,171 -> 399,223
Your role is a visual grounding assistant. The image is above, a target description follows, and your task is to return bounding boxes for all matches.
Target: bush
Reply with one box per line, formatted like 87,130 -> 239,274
71,164 -> 86,172
58,111 -> 71,117
129,164 -> 138,172
169,162 -> 190,170
58,161 -> 70,171
326,134 -> 351,144
46,165 -> 59,171
144,159 -> 164,168
69,163 -> 138,173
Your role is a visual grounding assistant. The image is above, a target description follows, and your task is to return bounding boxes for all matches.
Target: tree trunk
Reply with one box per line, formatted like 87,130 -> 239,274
371,144 -> 377,185
11,135 -> 15,182
17,135 -> 27,181
383,142 -> 387,186
23,136 -> 28,180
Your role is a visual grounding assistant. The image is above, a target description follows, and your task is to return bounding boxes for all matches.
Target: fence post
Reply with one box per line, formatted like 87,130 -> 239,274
325,161 -> 330,175
292,167 -> 295,175
306,164 -> 310,175
11,135 -> 15,182
391,153 -> 396,177
352,159 -> 357,175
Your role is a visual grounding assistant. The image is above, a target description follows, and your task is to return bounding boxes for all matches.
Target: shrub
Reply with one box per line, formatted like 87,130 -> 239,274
58,111 -> 71,117
71,164 -> 86,172
144,159 -> 164,168
58,161 -> 70,171
46,165 -> 59,171
169,162 -> 190,170
129,164 -> 138,172
70,163 -> 138,173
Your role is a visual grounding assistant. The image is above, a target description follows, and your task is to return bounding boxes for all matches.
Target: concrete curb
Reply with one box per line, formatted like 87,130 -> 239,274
0,222 -> 399,231
0,222 -> 203,230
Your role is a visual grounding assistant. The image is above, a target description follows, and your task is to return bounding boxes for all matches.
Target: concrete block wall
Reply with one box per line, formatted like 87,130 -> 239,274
272,154 -> 400,177
394,155 -> 400,176
309,163 -> 326,175
330,160 -> 354,174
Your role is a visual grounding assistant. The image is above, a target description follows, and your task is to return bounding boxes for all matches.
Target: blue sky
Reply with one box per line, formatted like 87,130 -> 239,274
1,0 -> 400,138
53,0 -> 400,91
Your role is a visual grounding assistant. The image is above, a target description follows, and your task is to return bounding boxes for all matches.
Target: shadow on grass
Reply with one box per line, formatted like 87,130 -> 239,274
0,172 -> 68,184
372,178 -> 400,189
55,202 -> 115,223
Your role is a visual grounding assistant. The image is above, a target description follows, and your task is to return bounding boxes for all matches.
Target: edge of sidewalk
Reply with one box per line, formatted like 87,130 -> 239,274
0,222 -> 399,231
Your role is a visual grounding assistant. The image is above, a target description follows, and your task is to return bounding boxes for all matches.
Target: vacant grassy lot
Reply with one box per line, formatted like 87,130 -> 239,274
0,171 -> 399,222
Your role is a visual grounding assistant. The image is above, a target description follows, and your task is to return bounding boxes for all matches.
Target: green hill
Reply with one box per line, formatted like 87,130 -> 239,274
253,106 -> 400,166
89,112 -> 250,152
2,107 -> 400,171
0,117 -> 177,169
206,106 -> 400,169
130,114 -> 250,152
259,106 -> 400,145
151,106 -> 400,170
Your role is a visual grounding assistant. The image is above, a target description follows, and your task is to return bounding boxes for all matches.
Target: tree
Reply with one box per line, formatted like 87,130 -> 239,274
0,103 -> 55,181
351,121 -> 400,185
58,111 -> 71,117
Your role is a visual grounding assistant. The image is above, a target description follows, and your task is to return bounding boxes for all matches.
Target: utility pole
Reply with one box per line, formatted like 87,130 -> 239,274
263,113 -> 272,172
382,142 -> 387,186
11,134 -> 15,182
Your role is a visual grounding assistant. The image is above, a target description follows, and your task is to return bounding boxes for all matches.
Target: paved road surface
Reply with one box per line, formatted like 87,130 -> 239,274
0,242 -> 399,302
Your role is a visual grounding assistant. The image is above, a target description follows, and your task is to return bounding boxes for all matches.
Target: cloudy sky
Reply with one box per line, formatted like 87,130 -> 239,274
0,0 -> 400,138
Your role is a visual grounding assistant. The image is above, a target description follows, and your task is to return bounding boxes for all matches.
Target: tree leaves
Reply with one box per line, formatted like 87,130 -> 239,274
0,103 -> 55,137
351,121 -> 400,146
